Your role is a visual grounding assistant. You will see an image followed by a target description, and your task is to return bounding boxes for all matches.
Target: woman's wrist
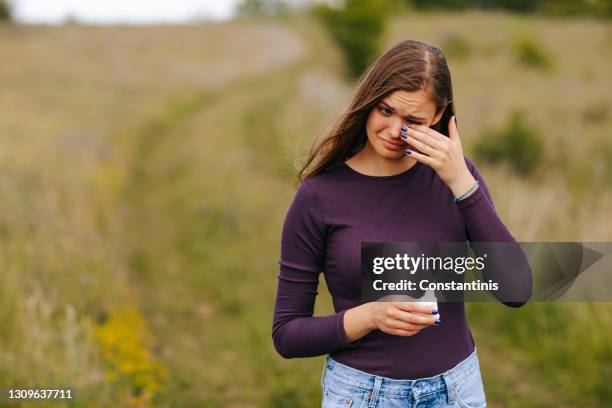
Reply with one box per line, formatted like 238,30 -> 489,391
448,171 -> 477,200
343,303 -> 376,343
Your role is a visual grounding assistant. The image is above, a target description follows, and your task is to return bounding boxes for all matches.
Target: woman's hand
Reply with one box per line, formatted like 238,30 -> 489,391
368,301 -> 440,336
344,302 -> 440,342
400,116 -> 476,199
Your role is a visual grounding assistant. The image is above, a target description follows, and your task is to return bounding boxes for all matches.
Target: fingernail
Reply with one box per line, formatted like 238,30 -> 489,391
405,149 -> 412,155
400,133 -> 407,139
401,126 -> 408,131
434,320 -> 441,326
432,309 -> 438,315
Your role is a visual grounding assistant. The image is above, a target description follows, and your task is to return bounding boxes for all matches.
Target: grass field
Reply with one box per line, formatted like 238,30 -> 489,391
0,11 -> 611,407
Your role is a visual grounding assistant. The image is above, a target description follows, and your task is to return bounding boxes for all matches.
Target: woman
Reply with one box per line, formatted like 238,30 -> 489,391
272,40 -> 532,408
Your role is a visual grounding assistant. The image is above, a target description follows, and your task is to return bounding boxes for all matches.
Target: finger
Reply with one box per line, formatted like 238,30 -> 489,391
401,133 -> 439,158
391,328 -> 420,337
448,116 -> 459,141
394,301 -> 438,315
387,319 -> 422,331
391,309 -> 439,326
401,125 -> 445,151
404,148 -> 435,167
407,123 -> 447,143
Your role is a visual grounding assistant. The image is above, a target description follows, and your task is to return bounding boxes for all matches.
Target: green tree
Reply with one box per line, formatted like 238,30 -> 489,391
473,111 -> 543,176
0,0 -> 12,22
314,0 -> 390,81
513,35 -> 553,70
409,0 -> 476,10
406,0 -> 612,17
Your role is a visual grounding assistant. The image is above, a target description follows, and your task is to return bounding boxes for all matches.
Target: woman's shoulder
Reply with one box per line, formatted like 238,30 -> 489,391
285,165 -> 349,223
301,162 -> 350,190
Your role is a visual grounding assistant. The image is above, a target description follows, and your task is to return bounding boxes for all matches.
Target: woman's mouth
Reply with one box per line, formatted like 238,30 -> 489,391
382,138 -> 404,151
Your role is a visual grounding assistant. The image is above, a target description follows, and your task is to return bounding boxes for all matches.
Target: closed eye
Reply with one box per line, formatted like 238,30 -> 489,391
377,104 -> 423,124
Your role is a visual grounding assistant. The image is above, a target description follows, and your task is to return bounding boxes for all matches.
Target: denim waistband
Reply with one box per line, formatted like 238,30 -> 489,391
323,348 -> 480,399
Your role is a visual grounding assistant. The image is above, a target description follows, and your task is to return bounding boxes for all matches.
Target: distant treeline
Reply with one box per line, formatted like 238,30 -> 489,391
236,0 -> 612,19
408,0 -> 612,17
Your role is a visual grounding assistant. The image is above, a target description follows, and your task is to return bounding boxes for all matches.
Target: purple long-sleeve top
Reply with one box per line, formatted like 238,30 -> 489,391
272,157 -> 532,379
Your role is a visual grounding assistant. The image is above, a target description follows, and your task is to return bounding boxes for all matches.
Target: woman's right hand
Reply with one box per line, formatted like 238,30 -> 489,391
368,301 -> 440,337
343,302 -> 440,343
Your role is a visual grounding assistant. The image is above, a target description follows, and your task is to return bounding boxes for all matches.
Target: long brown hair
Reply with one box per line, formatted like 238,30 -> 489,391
297,40 -> 455,183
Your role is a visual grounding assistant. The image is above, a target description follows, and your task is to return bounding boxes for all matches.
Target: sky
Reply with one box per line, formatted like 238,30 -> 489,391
11,0 -> 242,24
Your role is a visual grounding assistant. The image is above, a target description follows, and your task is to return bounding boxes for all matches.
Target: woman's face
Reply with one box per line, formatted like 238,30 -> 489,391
365,89 -> 443,160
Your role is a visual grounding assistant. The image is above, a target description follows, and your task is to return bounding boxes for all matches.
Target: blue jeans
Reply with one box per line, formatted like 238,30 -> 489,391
321,348 -> 486,408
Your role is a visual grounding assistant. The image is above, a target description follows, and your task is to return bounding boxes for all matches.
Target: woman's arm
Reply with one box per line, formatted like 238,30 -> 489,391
272,181 -> 359,358
401,117 -> 533,307
457,158 -> 533,307
272,266 -> 359,358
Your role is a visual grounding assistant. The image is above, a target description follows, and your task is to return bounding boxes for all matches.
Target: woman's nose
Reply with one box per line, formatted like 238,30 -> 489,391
389,118 -> 405,138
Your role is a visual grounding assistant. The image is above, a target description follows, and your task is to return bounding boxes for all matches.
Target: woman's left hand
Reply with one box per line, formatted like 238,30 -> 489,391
401,116 -> 476,199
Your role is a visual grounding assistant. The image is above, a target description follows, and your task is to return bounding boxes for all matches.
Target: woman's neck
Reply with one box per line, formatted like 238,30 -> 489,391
346,145 -> 417,177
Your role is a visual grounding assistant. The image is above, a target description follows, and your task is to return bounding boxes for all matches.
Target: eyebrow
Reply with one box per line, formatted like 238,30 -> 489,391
379,101 -> 427,122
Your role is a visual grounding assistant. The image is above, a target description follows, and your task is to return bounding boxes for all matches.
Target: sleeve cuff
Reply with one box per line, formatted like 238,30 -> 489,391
455,184 -> 485,209
337,309 -> 362,349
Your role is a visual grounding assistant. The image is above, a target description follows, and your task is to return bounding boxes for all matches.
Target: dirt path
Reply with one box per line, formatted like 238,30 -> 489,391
115,25 -> 319,406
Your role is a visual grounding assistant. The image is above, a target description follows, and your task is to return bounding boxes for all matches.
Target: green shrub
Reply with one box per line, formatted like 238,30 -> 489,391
474,111 -> 543,175
236,0 -> 291,18
441,33 -> 472,61
313,0 -> 389,80
540,0 -> 612,18
582,101 -> 610,124
0,0 -> 11,22
513,36 -> 553,70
